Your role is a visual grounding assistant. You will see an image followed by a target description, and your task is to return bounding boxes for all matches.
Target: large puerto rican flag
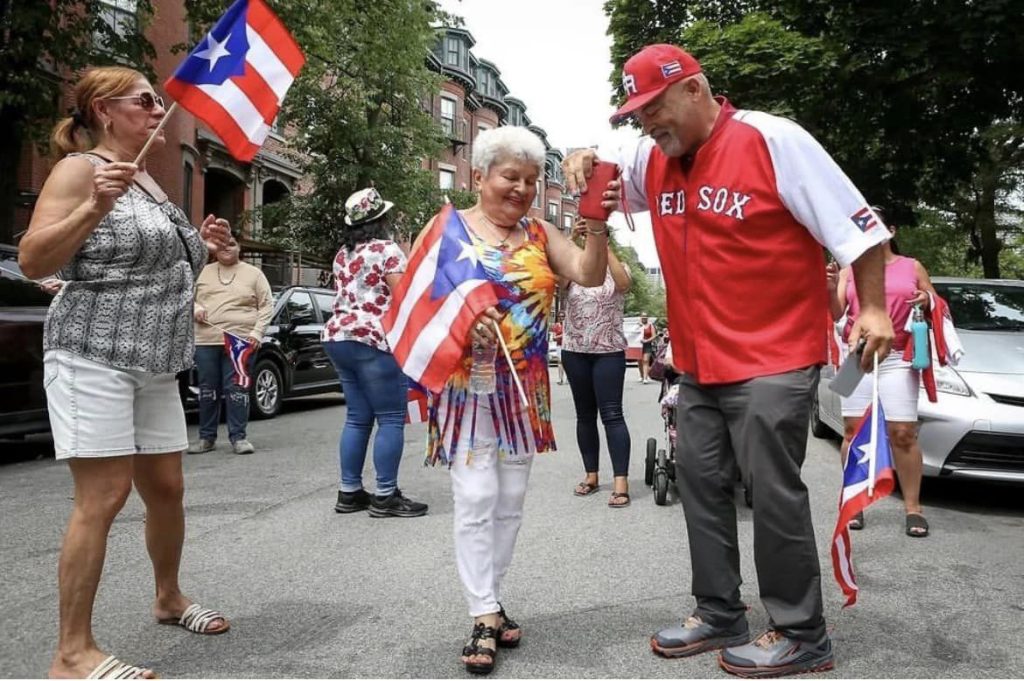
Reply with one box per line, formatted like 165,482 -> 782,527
831,396 -> 896,607
165,0 -> 304,161
383,205 -> 502,394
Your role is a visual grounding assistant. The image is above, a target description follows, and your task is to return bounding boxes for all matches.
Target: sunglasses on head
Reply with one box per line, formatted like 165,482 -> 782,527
106,92 -> 165,110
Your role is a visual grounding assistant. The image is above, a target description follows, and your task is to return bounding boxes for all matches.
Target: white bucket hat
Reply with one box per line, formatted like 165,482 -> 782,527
344,187 -> 395,226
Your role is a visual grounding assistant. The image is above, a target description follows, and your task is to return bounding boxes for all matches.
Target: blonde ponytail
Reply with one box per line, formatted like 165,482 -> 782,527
50,116 -> 93,158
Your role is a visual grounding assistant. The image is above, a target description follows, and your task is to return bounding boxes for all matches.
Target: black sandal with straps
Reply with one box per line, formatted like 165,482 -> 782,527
462,622 -> 498,675
497,603 -> 521,648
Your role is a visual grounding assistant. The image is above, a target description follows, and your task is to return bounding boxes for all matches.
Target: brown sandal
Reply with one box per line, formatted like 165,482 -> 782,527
462,622 -> 498,674
608,492 -> 631,508
906,513 -> 929,537
574,481 -> 599,496
497,603 -> 521,648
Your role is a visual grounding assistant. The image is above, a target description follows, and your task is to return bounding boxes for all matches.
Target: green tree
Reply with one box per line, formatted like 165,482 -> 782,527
604,0 -> 1024,277
0,0 -> 156,244
185,0 -> 450,262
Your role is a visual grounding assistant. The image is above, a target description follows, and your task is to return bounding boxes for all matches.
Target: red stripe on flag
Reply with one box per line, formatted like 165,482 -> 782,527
231,62 -> 279,123
415,285 -> 501,391
246,0 -> 305,76
166,78 -> 261,161
382,211 -> 445,332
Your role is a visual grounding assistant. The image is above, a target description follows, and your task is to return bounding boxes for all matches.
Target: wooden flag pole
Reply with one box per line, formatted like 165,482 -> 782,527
492,319 -> 528,407
133,102 -> 178,166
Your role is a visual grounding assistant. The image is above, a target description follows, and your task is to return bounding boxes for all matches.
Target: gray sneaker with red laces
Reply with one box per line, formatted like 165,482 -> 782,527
719,630 -> 834,678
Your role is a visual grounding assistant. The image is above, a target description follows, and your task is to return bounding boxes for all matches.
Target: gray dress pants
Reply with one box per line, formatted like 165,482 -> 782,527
674,366 -> 827,642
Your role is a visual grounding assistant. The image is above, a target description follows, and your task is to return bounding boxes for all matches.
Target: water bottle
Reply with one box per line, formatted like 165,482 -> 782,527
911,305 -> 930,370
469,338 -> 497,395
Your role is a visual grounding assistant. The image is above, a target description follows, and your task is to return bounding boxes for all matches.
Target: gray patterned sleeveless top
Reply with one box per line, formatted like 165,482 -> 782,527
43,153 -> 208,373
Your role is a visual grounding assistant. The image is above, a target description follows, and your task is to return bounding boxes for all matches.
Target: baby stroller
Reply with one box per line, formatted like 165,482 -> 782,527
644,346 -> 678,506
643,344 -> 753,509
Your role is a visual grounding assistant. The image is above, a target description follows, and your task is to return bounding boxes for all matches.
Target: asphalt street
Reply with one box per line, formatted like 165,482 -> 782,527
1,372 -> 1022,678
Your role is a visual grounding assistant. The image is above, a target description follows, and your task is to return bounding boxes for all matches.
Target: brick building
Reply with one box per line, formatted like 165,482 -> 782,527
426,27 -> 578,232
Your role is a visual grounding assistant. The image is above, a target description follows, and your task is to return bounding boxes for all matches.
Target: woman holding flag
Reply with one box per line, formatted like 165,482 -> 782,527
19,66 -> 234,679
398,126 -> 619,674
827,208 -> 938,537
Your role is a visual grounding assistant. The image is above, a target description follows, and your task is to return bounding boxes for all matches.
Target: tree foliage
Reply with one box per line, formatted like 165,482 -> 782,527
185,0 -> 451,262
0,0 -> 157,243
604,0 -> 1024,278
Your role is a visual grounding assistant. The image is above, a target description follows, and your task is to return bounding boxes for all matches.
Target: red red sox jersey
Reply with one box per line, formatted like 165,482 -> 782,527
606,98 -> 889,384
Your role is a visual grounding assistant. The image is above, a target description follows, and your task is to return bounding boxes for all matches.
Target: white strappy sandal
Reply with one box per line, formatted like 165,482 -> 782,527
157,603 -> 230,635
85,655 -> 154,679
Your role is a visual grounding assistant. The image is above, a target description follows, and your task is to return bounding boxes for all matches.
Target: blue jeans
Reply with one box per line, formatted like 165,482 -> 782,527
195,345 -> 253,443
324,340 -> 407,496
561,350 -> 631,477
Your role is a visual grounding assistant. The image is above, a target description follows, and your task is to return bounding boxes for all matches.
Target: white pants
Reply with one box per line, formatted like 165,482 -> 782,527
450,402 -> 534,617
840,350 -> 920,422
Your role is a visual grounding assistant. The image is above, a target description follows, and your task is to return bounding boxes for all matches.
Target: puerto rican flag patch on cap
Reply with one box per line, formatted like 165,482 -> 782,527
661,61 -> 683,78
850,206 -> 879,232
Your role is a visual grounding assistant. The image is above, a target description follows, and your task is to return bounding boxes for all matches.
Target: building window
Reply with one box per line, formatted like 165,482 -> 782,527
95,0 -> 138,49
446,37 -> 461,67
562,214 -> 574,230
182,161 -> 194,218
440,96 -> 456,136
547,201 -> 559,221
533,182 -> 542,208
439,167 -> 455,190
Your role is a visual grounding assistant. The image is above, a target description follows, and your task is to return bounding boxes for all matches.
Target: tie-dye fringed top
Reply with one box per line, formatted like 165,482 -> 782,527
426,214 -> 556,466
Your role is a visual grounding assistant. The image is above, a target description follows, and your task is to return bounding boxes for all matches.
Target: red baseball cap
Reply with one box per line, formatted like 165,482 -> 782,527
611,44 -> 702,123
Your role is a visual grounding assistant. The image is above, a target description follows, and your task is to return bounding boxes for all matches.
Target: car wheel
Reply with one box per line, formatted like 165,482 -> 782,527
810,390 -> 831,439
645,438 -> 657,486
250,360 -> 282,420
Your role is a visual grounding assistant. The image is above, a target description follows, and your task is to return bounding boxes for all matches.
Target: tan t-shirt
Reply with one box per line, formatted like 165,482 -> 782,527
193,261 -> 274,345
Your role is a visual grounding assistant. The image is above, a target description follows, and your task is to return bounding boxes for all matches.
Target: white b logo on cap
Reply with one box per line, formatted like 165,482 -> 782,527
622,73 -> 637,96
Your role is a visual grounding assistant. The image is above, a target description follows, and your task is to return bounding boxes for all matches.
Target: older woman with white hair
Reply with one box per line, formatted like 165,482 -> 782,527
410,126 -> 619,674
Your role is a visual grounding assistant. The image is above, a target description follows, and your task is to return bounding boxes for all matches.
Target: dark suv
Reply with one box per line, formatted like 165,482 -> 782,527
186,285 -> 342,419
0,244 -> 53,438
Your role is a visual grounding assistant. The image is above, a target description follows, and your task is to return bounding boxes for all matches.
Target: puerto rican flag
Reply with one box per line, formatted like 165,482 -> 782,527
850,206 -> 879,233
383,204 -> 502,394
224,333 -> 257,388
165,0 -> 304,162
831,397 -> 896,607
405,381 -> 431,425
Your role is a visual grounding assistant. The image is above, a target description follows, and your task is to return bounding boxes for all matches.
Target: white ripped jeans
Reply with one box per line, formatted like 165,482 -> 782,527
450,402 -> 534,617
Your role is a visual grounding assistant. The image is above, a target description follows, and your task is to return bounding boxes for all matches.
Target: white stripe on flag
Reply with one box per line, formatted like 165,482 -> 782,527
840,479 -> 870,505
386,238 -> 442,349
402,279 -> 490,380
245,26 -> 295,101
196,80 -> 271,145
834,532 -> 857,593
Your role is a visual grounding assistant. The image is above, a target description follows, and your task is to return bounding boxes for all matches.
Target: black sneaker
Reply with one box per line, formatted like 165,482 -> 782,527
368,489 -> 428,518
719,630 -> 834,678
334,489 -> 371,513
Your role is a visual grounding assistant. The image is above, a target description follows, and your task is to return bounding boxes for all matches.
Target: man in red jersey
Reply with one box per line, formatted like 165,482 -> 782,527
564,44 -> 893,678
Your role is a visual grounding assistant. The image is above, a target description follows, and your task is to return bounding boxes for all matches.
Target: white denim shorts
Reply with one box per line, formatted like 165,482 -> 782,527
840,350 -> 920,422
44,349 -> 188,460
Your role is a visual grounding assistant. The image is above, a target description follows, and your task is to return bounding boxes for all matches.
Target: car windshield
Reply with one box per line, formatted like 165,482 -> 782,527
934,282 -> 1024,331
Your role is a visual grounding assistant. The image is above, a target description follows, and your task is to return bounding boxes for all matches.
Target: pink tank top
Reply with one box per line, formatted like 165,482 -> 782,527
843,256 -> 918,351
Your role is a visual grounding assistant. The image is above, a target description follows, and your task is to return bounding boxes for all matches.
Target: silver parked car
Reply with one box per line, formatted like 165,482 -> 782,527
812,277 -> 1024,483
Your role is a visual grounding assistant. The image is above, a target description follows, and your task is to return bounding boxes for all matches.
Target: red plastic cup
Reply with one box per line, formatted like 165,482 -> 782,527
577,160 -> 619,221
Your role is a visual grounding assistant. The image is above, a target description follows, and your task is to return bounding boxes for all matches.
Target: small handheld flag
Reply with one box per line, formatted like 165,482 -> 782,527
223,333 -> 257,388
165,0 -> 304,161
831,353 -> 896,607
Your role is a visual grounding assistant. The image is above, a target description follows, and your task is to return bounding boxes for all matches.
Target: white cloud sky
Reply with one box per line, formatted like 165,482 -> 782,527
437,0 -> 659,268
